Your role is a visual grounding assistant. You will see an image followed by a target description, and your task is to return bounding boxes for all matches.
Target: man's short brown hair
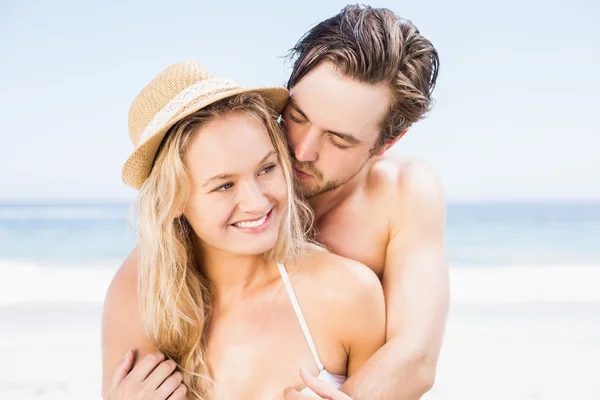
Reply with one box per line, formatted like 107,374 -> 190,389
287,4 -> 439,150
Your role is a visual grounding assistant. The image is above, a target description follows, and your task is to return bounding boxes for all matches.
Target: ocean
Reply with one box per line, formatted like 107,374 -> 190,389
0,202 -> 598,266
1,202 -> 599,399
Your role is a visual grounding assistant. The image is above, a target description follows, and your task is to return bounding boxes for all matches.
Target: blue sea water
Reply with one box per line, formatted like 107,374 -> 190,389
0,202 -> 598,266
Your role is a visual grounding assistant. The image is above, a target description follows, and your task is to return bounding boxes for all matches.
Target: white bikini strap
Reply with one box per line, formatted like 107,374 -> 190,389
277,263 -> 325,371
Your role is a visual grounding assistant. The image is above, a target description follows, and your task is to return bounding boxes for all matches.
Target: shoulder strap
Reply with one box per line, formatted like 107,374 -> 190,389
277,263 -> 324,371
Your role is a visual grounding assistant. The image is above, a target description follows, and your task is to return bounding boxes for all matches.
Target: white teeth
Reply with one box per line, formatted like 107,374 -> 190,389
234,214 -> 267,228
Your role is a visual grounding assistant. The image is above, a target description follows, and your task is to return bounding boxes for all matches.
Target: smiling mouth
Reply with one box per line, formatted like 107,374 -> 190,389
232,208 -> 272,229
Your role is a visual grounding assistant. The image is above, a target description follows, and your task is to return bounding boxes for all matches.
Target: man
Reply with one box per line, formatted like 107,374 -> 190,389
113,5 -> 448,400
280,5 -> 448,400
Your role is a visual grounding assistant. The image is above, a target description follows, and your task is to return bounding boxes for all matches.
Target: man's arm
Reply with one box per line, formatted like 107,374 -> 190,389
341,160 -> 449,399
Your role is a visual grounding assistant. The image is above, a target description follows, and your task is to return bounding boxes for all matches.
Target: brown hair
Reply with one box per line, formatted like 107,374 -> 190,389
287,4 -> 439,150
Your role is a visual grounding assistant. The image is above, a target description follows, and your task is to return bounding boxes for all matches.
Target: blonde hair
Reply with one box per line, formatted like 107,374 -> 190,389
133,92 -> 314,399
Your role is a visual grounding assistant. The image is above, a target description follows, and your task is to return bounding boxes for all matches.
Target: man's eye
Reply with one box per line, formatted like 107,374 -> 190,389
289,113 -> 305,123
329,135 -> 351,149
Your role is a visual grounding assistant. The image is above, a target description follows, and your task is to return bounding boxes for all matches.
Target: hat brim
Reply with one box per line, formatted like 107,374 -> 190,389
122,86 -> 289,190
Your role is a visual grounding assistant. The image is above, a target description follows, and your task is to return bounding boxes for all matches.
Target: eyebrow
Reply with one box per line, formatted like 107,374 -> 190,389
201,150 -> 277,187
288,98 -> 361,145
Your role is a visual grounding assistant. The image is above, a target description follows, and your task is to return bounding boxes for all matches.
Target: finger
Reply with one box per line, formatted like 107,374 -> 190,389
299,368 -> 350,399
155,371 -> 183,399
127,351 -> 165,382
108,348 -> 134,393
145,359 -> 178,390
283,387 -> 313,399
167,383 -> 188,399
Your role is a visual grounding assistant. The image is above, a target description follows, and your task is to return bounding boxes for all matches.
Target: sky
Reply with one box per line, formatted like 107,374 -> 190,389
0,0 -> 598,202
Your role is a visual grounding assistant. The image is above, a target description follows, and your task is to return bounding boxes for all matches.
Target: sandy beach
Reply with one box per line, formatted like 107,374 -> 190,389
1,262 -> 599,400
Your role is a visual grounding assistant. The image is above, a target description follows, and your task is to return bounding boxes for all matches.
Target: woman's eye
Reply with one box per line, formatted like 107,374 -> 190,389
215,182 -> 234,192
259,164 -> 276,175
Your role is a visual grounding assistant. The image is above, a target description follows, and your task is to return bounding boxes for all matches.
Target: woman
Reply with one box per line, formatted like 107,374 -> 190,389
102,61 -> 385,400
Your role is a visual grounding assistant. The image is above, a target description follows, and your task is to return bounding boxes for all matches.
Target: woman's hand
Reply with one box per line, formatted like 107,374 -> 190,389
104,349 -> 188,400
284,369 -> 352,400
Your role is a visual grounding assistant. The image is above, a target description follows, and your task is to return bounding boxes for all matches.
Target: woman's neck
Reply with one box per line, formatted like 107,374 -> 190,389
195,239 -> 278,311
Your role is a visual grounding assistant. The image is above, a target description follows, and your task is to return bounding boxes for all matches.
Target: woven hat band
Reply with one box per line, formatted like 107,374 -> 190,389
137,77 -> 243,146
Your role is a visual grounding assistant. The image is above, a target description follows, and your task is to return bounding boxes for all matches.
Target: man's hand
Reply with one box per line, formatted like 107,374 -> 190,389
283,369 -> 352,400
104,349 -> 188,400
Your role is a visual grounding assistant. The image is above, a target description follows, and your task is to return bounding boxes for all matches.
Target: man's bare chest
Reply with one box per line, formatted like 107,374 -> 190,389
316,209 -> 388,278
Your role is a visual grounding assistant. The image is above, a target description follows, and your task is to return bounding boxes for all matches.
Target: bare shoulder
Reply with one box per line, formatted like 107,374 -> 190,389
292,250 -> 386,357
101,247 -> 155,393
102,247 -> 142,333
366,155 -> 445,232
295,250 -> 383,302
368,154 -> 444,202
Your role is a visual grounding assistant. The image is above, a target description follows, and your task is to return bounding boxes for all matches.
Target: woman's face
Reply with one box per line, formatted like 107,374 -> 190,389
183,111 -> 288,257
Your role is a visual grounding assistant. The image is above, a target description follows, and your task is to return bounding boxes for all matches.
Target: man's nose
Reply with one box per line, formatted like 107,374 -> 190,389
294,128 -> 320,163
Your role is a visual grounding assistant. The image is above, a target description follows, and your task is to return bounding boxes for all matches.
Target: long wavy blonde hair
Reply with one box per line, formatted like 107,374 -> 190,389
133,92 -> 314,399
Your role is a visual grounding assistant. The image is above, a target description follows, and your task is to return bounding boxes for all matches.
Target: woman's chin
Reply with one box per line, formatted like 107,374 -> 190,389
235,233 -> 280,256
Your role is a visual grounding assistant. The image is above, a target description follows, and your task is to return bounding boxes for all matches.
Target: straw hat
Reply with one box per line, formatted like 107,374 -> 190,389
122,61 -> 290,190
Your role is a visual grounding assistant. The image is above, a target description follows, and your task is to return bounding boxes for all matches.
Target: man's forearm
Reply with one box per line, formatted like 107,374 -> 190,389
341,338 -> 437,400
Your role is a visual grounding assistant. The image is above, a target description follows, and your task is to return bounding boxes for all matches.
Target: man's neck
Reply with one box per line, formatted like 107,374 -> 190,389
308,165 -> 368,221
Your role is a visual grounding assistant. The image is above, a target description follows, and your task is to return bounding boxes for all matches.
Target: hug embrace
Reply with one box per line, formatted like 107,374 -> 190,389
102,4 -> 448,400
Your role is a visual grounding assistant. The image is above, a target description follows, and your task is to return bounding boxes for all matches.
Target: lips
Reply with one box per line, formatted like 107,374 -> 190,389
294,168 -> 312,180
230,208 -> 273,233
232,213 -> 267,228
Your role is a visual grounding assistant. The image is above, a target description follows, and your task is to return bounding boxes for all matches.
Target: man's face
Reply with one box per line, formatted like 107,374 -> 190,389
283,62 -> 391,198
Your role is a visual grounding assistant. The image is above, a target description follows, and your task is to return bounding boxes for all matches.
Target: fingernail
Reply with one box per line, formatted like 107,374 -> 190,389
122,348 -> 131,360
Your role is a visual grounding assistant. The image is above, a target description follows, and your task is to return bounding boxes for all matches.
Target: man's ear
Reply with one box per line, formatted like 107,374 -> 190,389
374,129 -> 408,156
